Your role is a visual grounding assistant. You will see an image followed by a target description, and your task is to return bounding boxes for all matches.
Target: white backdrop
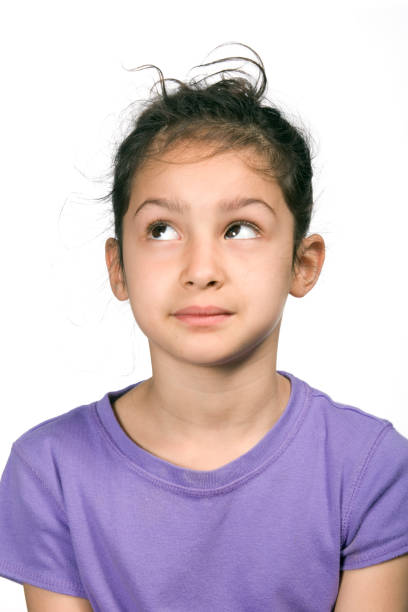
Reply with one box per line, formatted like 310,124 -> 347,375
1,0 -> 407,608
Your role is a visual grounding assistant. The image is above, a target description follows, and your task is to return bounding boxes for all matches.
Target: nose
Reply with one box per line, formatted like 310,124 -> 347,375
180,237 -> 225,289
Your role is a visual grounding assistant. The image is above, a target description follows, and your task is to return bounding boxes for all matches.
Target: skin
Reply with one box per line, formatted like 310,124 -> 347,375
105,143 -> 325,469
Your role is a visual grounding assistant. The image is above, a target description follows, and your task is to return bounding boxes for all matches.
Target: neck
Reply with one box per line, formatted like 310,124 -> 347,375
137,335 -> 289,447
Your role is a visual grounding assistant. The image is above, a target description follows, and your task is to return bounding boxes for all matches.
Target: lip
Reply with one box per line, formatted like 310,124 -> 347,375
173,305 -> 233,316
173,313 -> 233,327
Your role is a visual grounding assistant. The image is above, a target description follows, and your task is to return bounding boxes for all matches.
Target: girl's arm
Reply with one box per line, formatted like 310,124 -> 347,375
23,584 -> 93,612
334,554 -> 408,611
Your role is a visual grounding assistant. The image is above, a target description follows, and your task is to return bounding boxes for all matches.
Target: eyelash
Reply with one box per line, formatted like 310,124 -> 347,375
145,219 -> 261,239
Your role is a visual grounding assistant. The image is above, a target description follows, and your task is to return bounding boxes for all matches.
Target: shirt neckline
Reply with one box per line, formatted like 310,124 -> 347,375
94,370 -> 310,492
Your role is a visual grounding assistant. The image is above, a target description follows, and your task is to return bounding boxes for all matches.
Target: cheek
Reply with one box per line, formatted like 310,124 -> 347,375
125,256 -> 172,314
254,242 -> 293,276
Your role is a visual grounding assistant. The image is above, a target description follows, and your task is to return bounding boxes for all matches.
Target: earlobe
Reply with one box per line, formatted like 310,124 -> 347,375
105,238 -> 129,301
289,234 -> 325,298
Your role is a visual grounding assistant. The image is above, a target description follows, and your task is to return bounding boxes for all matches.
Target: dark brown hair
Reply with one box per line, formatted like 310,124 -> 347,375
106,43 -> 315,273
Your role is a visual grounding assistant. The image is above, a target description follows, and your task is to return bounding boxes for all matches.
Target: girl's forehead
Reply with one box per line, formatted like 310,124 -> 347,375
133,142 -> 275,186
128,143 -> 290,222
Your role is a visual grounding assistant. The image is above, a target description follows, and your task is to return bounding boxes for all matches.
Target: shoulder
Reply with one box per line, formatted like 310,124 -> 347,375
7,391 -> 111,510
14,398 -> 97,459
291,372 -> 408,482
306,380 -> 393,429
300,375 -> 399,448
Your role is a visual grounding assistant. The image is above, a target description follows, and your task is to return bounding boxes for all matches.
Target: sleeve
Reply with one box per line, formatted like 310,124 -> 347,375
340,424 -> 408,570
0,443 -> 87,597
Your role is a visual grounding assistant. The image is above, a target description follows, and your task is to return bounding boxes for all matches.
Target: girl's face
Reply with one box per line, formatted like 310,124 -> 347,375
112,144 -> 304,367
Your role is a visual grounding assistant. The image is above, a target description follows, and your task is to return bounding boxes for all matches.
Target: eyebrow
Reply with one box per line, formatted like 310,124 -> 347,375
133,197 -> 276,218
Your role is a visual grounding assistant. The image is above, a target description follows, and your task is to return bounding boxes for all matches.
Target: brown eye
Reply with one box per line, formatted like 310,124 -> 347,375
225,221 -> 260,239
146,221 -> 178,241
146,219 -> 260,241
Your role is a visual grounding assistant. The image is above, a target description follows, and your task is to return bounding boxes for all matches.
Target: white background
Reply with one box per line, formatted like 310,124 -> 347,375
1,0 -> 407,608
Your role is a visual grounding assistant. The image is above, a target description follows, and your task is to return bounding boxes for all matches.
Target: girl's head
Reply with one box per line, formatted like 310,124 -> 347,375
105,44 -> 325,367
107,45 -> 317,277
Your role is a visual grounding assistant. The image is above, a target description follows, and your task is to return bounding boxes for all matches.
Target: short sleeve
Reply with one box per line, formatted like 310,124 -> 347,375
341,425 -> 408,570
0,443 -> 87,597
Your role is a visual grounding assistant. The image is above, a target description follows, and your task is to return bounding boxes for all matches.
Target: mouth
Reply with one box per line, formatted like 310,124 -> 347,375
173,305 -> 233,316
173,313 -> 233,327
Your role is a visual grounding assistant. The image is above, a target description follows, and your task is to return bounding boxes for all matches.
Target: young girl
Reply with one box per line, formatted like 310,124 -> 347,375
1,44 -> 408,612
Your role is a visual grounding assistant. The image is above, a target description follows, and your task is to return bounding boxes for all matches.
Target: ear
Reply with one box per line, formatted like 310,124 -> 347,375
289,233 -> 325,298
105,238 -> 129,301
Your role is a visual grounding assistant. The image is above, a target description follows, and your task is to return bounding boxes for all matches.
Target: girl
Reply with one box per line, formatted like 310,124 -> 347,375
1,44 -> 408,612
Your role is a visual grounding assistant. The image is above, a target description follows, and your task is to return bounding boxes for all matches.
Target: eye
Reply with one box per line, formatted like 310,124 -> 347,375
146,220 -> 178,241
224,220 -> 260,239
146,219 -> 260,241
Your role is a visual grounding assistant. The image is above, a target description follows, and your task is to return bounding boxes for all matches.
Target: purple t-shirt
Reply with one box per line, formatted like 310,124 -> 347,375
1,370 -> 408,611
